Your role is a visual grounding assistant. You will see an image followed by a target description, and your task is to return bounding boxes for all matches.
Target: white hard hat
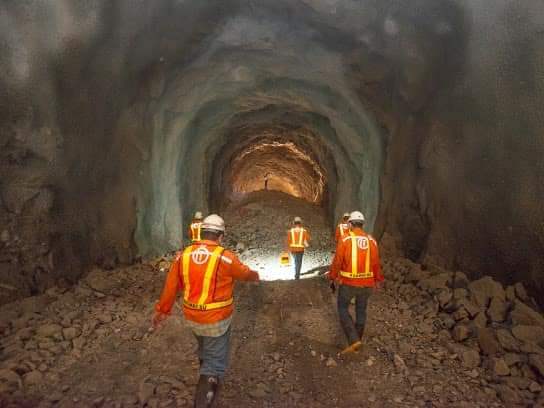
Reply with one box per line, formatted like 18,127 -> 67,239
348,211 -> 365,223
194,211 -> 203,219
201,214 -> 225,232
343,212 -> 350,218
294,216 -> 302,223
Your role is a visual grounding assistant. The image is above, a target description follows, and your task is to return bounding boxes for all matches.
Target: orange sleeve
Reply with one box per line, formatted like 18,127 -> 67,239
225,252 -> 260,282
371,238 -> 383,282
329,240 -> 345,280
334,226 -> 340,243
155,254 -> 183,314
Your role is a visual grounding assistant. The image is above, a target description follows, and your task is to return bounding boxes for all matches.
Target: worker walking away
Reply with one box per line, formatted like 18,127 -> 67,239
334,212 -> 351,244
328,211 -> 382,355
188,211 -> 204,243
153,214 -> 260,407
287,216 -> 310,280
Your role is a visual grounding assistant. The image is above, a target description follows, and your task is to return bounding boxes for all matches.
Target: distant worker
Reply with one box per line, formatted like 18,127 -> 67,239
328,211 -> 382,354
334,212 -> 351,243
153,214 -> 260,407
188,211 -> 204,242
287,216 -> 310,279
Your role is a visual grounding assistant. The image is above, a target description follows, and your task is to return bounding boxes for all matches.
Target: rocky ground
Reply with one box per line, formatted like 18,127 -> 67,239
1,192 -> 544,407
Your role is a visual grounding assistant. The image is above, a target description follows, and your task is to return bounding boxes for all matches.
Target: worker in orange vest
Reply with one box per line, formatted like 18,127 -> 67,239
329,211 -> 383,354
286,216 -> 310,279
188,211 -> 204,243
334,212 -> 350,243
153,214 -> 259,407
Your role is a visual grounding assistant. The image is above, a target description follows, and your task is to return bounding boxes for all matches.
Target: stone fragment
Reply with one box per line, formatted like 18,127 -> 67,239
460,348 -> 481,369
0,369 -> 22,390
505,285 -> 516,302
496,329 -> 521,352
62,327 -> 81,341
437,290 -> 452,309
505,376 -> 530,390
452,324 -> 470,342
138,382 -> 155,404
514,283 -> 529,302
23,370 -> 43,387
503,353 -> 524,367
494,384 -> 521,404
512,325 -> 544,344
72,337 -> 86,349
486,297 -> 507,323
418,272 -> 451,293
468,276 -> 505,308
36,324 -> 62,338
325,357 -> 337,367
529,381 -> 541,393
529,354 -> 544,376
472,312 -> 488,329
393,354 -> 408,374
490,358 -> 510,376
477,328 -> 502,355
510,300 -> 544,327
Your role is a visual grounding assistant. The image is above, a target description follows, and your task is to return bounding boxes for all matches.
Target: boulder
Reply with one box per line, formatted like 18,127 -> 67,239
436,290 -> 452,309
528,354 -> 544,377
496,329 -> 521,352
510,300 -> 544,328
511,325 -> 544,344
85,268 -> 116,293
490,357 -> 510,376
505,285 -> 516,302
452,324 -> 470,342
448,271 -> 469,289
514,283 -> 529,302
503,353 -> 524,367
36,324 -> 62,338
62,327 -> 81,341
486,297 -> 507,323
0,369 -> 22,390
472,312 -> 488,329
460,348 -> 481,369
468,276 -> 505,308
418,272 -> 451,293
23,370 -> 43,387
477,328 -> 502,355
494,384 -> 521,404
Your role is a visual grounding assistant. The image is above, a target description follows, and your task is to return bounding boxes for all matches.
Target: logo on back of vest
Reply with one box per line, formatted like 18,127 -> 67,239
191,246 -> 211,264
356,237 -> 369,250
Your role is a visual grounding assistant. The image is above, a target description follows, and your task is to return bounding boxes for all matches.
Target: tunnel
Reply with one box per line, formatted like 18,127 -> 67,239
1,1 -> 544,403
1,0 -> 543,300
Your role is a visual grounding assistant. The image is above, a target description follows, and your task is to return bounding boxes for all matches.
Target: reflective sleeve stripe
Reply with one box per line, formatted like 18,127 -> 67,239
182,246 -> 193,299
197,246 -> 224,305
221,256 -> 232,264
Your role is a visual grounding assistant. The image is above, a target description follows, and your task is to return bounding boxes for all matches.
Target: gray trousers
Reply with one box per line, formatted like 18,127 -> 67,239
292,252 -> 303,279
337,285 -> 372,345
194,327 -> 231,378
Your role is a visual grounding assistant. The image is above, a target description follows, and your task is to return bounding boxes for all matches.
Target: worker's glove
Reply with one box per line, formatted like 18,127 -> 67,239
151,312 -> 167,329
329,281 -> 336,294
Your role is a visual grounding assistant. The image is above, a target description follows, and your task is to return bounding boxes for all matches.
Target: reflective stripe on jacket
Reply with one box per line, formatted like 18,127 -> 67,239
155,240 -> 259,324
335,223 -> 349,243
188,221 -> 202,242
329,227 -> 382,287
287,227 -> 309,252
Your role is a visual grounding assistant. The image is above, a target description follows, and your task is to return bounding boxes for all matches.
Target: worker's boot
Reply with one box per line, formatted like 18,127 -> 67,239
340,340 -> 362,355
194,375 -> 220,407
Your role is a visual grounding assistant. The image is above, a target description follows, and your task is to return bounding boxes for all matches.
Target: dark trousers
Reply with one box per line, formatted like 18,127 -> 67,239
292,252 -> 304,279
194,327 -> 231,379
337,284 -> 372,345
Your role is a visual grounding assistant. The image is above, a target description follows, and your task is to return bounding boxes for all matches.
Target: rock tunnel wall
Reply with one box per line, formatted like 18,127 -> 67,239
0,0 -> 543,304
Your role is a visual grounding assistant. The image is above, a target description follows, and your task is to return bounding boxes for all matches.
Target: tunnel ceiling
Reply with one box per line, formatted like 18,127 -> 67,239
1,0 -> 544,303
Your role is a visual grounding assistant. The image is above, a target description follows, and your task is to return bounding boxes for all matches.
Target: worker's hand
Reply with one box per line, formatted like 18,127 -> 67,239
152,312 -> 167,329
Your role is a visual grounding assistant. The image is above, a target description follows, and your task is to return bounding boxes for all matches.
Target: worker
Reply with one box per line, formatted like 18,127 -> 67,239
188,211 -> 204,243
334,212 -> 351,243
287,216 -> 310,279
153,214 -> 260,407
328,211 -> 383,355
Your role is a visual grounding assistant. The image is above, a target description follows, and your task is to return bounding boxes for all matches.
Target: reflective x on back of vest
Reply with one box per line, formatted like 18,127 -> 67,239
181,245 -> 232,310
340,232 -> 373,279
290,228 -> 305,248
190,223 -> 201,242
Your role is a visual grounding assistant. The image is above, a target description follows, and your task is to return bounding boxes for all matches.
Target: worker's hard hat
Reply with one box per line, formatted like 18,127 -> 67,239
194,211 -> 203,219
348,211 -> 365,223
293,216 -> 302,223
343,212 -> 350,218
201,214 -> 225,232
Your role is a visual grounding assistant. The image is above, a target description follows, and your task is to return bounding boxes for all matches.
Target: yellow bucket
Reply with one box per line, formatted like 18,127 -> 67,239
279,251 -> 290,266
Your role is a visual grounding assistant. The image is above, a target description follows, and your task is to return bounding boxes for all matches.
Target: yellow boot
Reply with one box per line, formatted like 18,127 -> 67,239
340,340 -> 362,355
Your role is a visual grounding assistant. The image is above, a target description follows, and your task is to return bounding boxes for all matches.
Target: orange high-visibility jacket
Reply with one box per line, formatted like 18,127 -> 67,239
335,222 -> 350,243
330,227 -> 382,287
287,227 -> 310,253
188,220 -> 202,242
155,240 -> 259,324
